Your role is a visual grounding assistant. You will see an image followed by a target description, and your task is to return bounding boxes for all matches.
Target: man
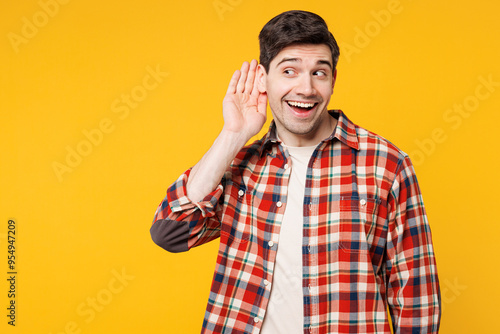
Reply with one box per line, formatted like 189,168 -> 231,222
151,10 -> 441,334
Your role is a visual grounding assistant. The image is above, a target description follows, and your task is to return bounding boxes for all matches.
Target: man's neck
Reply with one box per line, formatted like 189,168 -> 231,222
276,116 -> 337,147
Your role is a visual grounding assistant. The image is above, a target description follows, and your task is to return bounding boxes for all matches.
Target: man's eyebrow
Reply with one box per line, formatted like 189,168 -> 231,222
317,59 -> 333,69
276,57 -> 332,69
276,57 -> 300,66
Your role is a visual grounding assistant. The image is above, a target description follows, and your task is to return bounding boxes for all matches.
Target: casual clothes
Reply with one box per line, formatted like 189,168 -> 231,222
151,110 -> 441,334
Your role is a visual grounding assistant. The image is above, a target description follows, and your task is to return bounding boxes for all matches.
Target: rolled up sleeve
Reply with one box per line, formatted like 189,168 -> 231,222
150,169 -> 224,252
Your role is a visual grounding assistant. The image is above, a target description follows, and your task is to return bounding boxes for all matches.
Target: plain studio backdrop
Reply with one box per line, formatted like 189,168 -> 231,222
1,0 -> 499,333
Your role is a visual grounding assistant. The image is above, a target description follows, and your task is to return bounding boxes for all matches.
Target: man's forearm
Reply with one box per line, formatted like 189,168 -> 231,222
186,128 -> 249,203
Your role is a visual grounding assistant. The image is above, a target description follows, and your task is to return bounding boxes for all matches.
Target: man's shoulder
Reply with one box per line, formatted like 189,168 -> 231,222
342,112 -> 409,172
349,121 -> 417,185
334,110 -> 404,158
356,125 -> 407,159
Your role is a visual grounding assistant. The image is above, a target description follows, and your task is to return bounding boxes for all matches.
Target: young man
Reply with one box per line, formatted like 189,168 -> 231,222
151,10 -> 441,334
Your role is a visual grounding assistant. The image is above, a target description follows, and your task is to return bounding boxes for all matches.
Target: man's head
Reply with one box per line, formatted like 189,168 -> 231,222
258,10 -> 340,74
256,11 -> 340,147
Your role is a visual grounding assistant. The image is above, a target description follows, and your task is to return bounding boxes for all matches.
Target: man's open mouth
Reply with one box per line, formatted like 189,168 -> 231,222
287,101 -> 318,111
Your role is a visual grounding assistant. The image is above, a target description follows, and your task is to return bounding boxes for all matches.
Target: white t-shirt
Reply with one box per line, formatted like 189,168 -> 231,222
260,143 -> 317,334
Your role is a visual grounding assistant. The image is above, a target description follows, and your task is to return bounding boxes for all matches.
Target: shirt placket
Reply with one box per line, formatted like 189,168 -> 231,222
252,148 -> 291,333
304,148 -> 322,333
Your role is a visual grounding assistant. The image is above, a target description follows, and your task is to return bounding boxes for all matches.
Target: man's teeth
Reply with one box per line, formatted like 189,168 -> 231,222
288,101 -> 315,108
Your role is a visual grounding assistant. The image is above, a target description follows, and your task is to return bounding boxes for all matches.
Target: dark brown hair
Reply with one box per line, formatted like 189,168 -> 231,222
259,10 -> 340,73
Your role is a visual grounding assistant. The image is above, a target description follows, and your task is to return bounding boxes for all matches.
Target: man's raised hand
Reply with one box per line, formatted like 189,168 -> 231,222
222,59 -> 268,141
186,60 -> 267,202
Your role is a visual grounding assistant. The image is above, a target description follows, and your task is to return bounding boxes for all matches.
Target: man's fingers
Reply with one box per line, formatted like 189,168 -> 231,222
228,60 -> 258,96
236,61 -> 249,93
244,59 -> 258,94
226,70 -> 241,95
251,65 -> 261,100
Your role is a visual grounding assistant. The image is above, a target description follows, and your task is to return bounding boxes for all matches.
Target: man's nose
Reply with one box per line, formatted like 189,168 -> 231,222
295,75 -> 315,96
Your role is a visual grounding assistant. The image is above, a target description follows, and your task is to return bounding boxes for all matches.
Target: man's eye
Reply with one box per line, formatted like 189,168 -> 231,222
314,71 -> 327,77
284,69 -> 295,75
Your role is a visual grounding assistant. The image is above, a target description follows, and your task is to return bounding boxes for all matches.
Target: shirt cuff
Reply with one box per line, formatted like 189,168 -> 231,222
168,169 -> 224,218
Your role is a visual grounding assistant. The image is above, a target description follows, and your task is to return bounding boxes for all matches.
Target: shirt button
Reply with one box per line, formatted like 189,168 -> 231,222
284,163 -> 289,169
276,201 -> 283,208
238,190 -> 244,197
254,317 -> 259,323
268,241 -> 274,247
264,279 -> 270,286
360,199 -> 367,206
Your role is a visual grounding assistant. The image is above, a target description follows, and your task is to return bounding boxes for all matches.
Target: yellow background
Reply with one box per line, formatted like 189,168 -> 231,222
1,0 -> 499,333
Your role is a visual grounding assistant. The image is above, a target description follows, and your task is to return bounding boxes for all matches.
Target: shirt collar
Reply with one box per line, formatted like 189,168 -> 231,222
330,109 -> 360,151
258,109 -> 360,157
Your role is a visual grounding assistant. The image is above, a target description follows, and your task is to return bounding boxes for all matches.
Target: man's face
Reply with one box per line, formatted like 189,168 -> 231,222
257,44 -> 336,147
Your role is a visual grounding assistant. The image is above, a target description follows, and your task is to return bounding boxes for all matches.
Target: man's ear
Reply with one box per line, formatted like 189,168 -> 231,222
256,64 -> 267,93
332,68 -> 337,87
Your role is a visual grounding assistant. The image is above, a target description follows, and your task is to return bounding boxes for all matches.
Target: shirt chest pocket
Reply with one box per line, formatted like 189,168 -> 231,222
338,196 -> 381,253
220,185 -> 252,243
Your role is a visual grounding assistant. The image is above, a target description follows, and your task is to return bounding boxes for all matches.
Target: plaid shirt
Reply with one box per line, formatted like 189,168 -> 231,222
151,110 -> 441,334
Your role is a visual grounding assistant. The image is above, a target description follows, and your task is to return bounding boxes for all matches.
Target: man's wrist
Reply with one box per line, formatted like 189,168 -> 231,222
219,127 -> 252,153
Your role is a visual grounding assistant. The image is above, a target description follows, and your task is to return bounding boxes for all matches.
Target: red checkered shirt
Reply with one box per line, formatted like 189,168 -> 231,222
151,110 -> 441,333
